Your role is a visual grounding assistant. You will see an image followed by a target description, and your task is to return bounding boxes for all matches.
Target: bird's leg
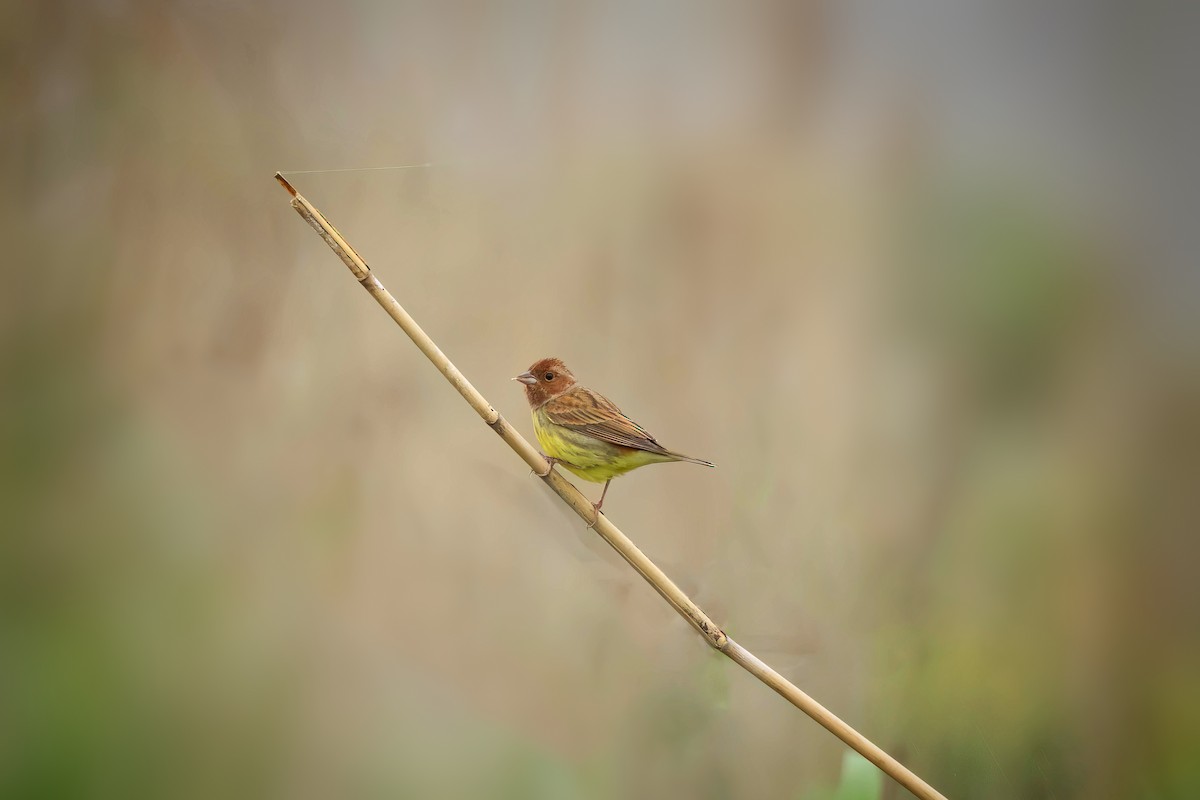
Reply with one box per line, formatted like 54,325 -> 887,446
594,479 -> 612,511
587,479 -> 612,528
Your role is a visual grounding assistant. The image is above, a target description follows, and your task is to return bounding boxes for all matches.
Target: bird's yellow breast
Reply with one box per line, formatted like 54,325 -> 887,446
532,407 -> 673,483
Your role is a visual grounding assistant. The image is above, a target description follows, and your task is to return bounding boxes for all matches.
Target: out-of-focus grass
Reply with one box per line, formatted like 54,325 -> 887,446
800,753 -> 883,800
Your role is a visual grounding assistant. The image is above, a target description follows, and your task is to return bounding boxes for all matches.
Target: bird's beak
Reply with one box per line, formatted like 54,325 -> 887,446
513,371 -> 538,385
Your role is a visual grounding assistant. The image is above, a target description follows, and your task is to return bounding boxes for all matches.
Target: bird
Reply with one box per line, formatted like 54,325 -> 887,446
513,357 -> 715,515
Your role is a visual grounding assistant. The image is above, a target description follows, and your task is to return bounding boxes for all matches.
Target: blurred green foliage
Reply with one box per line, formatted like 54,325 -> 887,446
3,2 -> 1198,799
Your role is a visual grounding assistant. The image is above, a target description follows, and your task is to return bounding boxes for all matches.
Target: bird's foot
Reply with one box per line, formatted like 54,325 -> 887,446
532,455 -> 558,478
586,503 -> 605,529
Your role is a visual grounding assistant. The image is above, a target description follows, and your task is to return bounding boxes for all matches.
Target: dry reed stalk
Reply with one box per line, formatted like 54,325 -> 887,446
274,173 -> 947,800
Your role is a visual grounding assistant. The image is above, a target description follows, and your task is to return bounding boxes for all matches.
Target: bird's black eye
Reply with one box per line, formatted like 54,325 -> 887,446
544,372 -> 555,381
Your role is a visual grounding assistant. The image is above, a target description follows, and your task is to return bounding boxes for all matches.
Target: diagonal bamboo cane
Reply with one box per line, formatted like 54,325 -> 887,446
274,172 -> 947,800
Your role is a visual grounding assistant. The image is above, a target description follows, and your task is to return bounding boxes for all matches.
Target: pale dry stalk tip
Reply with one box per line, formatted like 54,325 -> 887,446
274,172 -> 947,800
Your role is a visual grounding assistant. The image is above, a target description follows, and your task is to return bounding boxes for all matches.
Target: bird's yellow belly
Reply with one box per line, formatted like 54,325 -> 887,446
532,408 -> 671,483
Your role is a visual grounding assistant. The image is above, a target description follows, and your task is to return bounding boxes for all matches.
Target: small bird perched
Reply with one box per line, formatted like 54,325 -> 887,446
513,357 -> 715,515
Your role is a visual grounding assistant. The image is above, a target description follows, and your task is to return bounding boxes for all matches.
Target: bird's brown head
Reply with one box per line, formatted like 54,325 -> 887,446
513,357 -> 577,408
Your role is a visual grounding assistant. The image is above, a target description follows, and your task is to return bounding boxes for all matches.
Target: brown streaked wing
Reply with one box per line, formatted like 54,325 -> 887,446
541,387 -> 673,455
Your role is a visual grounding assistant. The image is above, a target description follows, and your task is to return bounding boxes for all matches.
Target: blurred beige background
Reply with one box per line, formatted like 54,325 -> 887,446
3,2 -> 1198,798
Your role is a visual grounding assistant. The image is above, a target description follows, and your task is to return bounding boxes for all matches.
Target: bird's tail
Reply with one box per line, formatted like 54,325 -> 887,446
669,451 -> 716,468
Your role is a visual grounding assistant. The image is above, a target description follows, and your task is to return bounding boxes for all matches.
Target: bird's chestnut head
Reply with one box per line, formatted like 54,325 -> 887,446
514,357 -> 577,408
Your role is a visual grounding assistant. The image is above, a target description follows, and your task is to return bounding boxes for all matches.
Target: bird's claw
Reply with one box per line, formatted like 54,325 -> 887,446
532,455 -> 558,478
